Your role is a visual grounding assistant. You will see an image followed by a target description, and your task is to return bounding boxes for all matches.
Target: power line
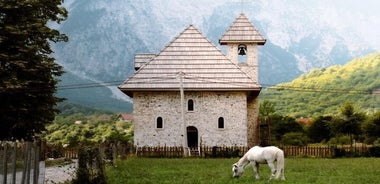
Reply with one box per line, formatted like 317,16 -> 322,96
57,77 -> 377,96
261,84 -> 374,95
2,75 -> 378,96
57,80 -> 124,90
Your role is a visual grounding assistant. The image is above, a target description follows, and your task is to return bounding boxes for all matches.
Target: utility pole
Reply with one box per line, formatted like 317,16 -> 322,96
177,71 -> 188,156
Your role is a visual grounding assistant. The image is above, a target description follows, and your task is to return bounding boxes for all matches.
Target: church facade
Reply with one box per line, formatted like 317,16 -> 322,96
119,13 -> 266,148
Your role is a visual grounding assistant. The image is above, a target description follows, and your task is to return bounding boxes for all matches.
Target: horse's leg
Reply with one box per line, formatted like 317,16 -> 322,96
267,162 -> 276,180
251,162 -> 260,179
274,166 -> 285,180
281,168 -> 286,180
277,166 -> 285,180
274,167 -> 282,180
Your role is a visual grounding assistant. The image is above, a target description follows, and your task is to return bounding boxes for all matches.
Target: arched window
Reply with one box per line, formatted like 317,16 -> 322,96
156,117 -> 163,129
218,117 -> 224,129
188,99 -> 194,111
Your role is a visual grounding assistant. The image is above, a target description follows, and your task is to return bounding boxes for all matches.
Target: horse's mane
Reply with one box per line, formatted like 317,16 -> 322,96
237,152 -> 250,167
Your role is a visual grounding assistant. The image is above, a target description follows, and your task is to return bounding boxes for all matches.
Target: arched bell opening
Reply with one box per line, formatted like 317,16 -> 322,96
238,44 -> 247,63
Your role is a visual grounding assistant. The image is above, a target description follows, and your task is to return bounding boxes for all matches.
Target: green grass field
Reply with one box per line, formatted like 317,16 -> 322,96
106,157 -> 380,184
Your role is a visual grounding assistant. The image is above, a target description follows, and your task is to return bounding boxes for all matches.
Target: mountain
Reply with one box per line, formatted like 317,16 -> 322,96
52,0 -> 379,112
260,52 -> 380,117
57,71 -> 132,113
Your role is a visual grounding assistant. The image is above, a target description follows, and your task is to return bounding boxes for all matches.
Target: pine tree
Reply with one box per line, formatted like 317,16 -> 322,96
331,102 -> 366,147
0,0 -> 68,140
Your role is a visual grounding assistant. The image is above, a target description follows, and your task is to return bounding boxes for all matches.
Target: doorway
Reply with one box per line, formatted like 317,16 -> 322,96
186,126 -> 198,148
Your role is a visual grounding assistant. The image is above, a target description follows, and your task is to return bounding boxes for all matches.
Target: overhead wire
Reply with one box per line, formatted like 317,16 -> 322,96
55,75 -> 377,96
57,80 -> 124,90
2,74 -> 377,96
261,84 -> 374,95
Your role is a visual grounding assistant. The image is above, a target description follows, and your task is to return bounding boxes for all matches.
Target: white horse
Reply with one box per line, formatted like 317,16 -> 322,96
232,146 -> 285,180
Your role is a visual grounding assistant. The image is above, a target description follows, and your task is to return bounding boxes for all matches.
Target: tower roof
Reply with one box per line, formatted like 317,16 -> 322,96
119,25 -> 260,97
219,13 -> 266,45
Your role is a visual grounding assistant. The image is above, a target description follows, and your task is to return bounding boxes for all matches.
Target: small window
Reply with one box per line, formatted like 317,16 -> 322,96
188,99 -> 194,111
218,117 -> 224,129
156,117 -> 163,129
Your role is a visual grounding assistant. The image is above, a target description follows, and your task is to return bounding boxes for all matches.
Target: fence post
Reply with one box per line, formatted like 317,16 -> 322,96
2,142 -> 8,184
11,142 -> 17,184
33,141 -> 40,184
112,143 -> 117,164
21,142 -> 32,184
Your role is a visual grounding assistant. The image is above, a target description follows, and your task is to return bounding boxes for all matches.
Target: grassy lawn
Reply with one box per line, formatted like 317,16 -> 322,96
106,157 -> 380,184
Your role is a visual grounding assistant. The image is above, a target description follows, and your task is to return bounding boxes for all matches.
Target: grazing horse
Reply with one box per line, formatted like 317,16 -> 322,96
232,146 -> 285,180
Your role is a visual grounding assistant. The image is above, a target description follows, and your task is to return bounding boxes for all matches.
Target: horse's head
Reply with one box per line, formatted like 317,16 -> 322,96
232,163 -> 244,178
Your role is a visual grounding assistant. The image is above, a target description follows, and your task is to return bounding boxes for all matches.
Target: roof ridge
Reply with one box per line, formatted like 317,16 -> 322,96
219,13 -> 266,45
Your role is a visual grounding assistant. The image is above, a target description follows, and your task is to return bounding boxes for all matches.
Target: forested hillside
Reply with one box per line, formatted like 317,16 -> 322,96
260,52 -> 380,117
43,113 -> 133,147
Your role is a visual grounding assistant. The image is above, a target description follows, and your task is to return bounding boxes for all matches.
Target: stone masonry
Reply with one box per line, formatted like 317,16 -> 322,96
133,91 -> 250,147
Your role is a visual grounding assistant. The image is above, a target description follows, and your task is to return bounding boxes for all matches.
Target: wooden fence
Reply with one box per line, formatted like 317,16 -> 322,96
0,140 -> 44,184
200,146 -> 249,158
63,149 -> 78,159
281,145 -> 372,158
133,145 -> 373,158
47,144 -> 376,159
135,146 -> 184,158
47,142 -> 134,160
281,146 -> 335,158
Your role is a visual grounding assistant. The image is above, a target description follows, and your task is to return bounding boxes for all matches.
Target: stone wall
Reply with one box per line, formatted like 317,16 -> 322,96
247,93 -> 260,147
133,91 -> 250,147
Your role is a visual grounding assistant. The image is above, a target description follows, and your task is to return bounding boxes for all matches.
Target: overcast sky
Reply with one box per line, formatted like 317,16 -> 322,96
62,0 -> 380,50
322,0 -> 380,49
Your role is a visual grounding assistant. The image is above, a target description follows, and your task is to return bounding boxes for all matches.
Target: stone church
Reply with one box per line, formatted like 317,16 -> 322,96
119,13 -> 266,148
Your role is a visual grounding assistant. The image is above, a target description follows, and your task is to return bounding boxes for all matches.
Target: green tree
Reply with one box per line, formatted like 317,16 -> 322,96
331,102 -> 366,146
282,132 -> 308,146
362,111 -> 380,144
259,100 -> 276,117
0,0 -> 68,140
307,116 -> 332,143
270,115 -> 304,143
43,113 -> 134,146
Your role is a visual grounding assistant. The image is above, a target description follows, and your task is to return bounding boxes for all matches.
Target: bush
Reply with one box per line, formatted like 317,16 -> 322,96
368,146 -> 380,157
332,147 -> 347,158
281,132 -> 308,146
207,146 -> 241,158
374,138 -> 380,146
328,135 -> 351,145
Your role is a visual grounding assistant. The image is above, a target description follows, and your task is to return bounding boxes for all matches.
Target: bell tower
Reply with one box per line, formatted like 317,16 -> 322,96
219,13 -> 266,83
219,13 -> 266,147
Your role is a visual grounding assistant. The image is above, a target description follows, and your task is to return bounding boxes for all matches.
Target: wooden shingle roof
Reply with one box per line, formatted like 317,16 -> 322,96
219,13 -> 266,45
119,25 -> 260,97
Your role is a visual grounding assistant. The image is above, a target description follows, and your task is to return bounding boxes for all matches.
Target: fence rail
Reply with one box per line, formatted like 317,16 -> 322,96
281,146 -> 335,158
133,145 -> 375,158
136,146 -> 184,158
42,144 -> 379,160
286,145 -> 373,158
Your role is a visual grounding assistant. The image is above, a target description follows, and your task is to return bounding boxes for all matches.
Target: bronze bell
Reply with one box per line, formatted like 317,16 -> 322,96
238,44 -> 247,55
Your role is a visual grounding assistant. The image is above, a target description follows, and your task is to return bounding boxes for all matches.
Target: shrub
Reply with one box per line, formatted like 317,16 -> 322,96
281,132 -> 308,146
368,146 -> 380,157
328,135 -> 351,145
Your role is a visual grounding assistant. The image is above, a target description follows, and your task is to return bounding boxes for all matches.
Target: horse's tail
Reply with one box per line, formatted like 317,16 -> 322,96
275,149 -> 285,180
